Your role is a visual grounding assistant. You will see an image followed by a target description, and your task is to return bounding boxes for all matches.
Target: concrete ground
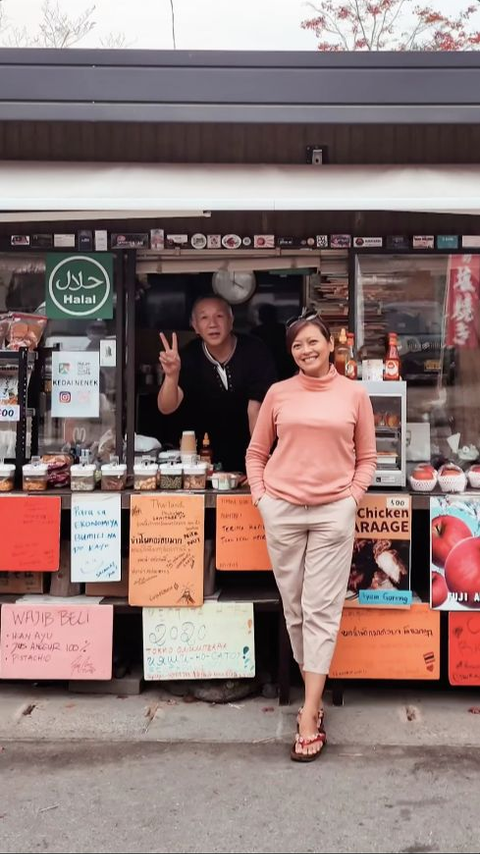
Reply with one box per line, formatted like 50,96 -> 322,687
1,683 -> 480,853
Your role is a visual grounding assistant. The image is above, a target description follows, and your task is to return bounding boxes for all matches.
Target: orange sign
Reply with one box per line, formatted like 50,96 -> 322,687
0,497 -> 61,572
330,604 -> 440,680
449,612 -> 480,686
216,495 -> 271,571
129,494 -> 205,607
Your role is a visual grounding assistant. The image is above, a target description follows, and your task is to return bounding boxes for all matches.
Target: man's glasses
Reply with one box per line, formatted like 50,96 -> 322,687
285,308 -> 318,329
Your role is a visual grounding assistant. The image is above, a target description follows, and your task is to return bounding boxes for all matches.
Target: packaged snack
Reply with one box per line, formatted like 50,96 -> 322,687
6,313 -> 47,351
41,453 -> 72,488
0,463 -> 15,492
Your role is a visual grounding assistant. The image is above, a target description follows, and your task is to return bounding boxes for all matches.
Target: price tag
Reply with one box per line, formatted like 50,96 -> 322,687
386,496 -> 410,511
0,405 -> 20,422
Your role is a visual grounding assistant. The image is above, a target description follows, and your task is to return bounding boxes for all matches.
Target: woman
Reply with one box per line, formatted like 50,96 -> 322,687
246,310 -> 376,762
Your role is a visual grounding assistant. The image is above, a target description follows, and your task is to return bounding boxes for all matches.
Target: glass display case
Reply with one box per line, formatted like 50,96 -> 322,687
361,380 -> 407,487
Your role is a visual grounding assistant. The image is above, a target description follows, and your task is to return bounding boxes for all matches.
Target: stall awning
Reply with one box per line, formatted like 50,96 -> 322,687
1,161 -> 480,219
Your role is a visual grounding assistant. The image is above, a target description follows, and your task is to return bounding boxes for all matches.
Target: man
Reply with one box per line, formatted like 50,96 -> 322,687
158,295 -> 276,471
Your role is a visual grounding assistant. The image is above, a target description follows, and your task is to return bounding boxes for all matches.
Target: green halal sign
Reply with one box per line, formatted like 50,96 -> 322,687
46,253 -> 114,319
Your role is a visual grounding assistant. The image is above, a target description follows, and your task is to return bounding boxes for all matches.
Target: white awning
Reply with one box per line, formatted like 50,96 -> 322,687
1,161 -> 480,219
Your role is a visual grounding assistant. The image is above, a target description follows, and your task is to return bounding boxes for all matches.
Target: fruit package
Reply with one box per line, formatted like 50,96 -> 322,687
0,312 -> 47,351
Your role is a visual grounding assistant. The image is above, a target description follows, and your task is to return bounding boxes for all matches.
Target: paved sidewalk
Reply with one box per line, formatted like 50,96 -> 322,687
2,683 -> 480,746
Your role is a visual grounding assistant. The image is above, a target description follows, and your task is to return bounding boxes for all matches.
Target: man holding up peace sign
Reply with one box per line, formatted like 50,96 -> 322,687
158,295 -> 276,472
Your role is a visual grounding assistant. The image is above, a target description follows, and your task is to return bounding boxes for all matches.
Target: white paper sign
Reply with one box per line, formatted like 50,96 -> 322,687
71,494 -> 121,582
0,404 -> 20,422
142,601 -> 255,681
51,351 -> 100,418
100,339 -> 116,367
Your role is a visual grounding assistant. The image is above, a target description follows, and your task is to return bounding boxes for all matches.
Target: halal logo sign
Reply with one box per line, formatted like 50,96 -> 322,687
46,254 -> 113,319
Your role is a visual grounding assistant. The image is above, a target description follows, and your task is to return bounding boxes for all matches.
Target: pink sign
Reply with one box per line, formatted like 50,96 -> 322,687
0,604 -> 113,680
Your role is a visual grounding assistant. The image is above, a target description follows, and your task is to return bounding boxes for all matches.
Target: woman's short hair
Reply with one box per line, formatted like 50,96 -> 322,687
285,313 -> 332,351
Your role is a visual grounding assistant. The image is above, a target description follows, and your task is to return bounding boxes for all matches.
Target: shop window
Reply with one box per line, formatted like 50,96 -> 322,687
356,254 -> 480,464
0,253 -> 118,463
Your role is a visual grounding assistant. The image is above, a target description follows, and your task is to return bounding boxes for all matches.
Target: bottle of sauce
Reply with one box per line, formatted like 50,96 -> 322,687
384,332 -> 400,381
334,328 -> 349,376
345,332 -> 358,380
199,433 -> 213,466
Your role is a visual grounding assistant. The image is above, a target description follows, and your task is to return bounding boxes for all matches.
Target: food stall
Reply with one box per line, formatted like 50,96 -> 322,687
2,49 -> 480,698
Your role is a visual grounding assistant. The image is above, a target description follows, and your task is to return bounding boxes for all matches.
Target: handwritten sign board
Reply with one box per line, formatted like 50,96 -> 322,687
0,603 -> 113,680
0,496 -> 61,572
329,604 -> 440,680
216,495 -> 271,571
129,494 -> 205,607
142,601 -> 255,680
71,494 -> 121,583
449,612 -> 480,685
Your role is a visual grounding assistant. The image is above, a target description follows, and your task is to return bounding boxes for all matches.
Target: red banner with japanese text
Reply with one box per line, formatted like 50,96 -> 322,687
445,254 -> 480,348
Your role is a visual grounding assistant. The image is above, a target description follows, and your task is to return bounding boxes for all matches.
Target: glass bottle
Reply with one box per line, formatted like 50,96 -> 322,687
334,327 -> 349,376
384,332 -> 400,381
345,332 -> 358,380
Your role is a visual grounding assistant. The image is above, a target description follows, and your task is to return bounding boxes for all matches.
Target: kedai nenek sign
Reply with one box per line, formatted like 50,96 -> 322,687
45,254 -> 114,319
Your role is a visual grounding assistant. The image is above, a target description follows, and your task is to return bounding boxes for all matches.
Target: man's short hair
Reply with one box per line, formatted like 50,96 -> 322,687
190,294 -> 233,322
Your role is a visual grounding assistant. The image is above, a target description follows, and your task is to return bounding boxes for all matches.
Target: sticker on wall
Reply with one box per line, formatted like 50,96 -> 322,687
54,234 -> 76,248
207,234 -> 222,249
353,237 -> 383,248
45,253 -> 114,319
10,235 -> 30,247
78,230 -> 93,251
51,350 -> 100,418
253,235 -> 275,249
100,339 -> 116,367
221,234 -> 242,249
461,235 -> 480,248
413,235 -> 434,249
31,234 -> 53,249
111,233 -> 149,249
386,235 -> 409,250
150,229 -> 165,250
316,235 -> 329,248
436,235 -> 459,249
329,234 -> 352,248
165,234 -> 189,248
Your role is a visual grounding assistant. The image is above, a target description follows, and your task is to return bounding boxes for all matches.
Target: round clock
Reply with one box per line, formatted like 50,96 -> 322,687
212,270 -> 256,305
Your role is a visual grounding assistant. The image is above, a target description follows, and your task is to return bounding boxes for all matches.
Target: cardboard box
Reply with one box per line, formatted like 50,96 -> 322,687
0,572 -> 46,594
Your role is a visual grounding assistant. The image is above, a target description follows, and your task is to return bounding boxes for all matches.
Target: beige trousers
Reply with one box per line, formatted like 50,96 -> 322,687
258,494 -> 357,674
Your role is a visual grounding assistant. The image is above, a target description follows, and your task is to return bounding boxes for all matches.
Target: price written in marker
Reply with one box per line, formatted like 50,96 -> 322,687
0,405 -> 20,422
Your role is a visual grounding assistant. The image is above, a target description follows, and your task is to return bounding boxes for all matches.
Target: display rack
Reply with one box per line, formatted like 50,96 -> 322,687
0,348 -> 36,475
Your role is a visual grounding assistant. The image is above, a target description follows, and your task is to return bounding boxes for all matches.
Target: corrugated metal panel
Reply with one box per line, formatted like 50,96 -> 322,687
1,121 -> 480,164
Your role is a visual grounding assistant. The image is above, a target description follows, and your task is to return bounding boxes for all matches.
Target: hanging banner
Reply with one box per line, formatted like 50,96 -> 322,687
71,494 -> 121,583
0,603 -> 113,680
216,495 -> 271,571
449,612 -> 480,685
51,351 -> 100,418
431,496 -> 480,611
347,494 -> 411,603
445,254 -> 480,348
129,494 -> 205,607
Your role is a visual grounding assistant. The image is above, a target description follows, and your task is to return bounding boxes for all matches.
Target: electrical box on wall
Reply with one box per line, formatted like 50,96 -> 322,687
306,145 -> 329,165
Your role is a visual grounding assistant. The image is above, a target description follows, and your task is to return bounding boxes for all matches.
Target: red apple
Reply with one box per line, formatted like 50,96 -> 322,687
431,515 -> 472,568
431,571 -> 449,608
445,536 -> 480,609
413,465 -> 435,480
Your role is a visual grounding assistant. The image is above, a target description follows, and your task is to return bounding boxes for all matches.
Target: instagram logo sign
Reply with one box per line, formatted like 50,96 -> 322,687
59,391 -> 72,404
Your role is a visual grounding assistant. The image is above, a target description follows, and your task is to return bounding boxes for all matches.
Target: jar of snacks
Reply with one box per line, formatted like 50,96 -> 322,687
70,463 -> 96,492
183,463 -> 207,491
0,463 -> 15,492
101,462 -> 127,491
22,460 -> 48,492
159,463 -> 183,491
133,460 -> 158,491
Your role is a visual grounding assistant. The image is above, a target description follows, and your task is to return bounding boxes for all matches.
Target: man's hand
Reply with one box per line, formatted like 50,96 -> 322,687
159,331 -> 181,379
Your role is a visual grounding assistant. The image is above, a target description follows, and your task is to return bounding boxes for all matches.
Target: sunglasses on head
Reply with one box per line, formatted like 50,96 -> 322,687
285,308 -> 319,329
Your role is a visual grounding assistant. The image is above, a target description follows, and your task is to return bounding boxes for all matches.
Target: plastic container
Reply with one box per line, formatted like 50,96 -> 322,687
101,462 -> 127,491
159,463 -> 183,490
0,463 -> 15,492
180,430 -> 197,454
134,461 -> 158,491
183,463 -> 207,490
211,472 -> 234,491
70,463 -> 96,492
22,461 -> 48,492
